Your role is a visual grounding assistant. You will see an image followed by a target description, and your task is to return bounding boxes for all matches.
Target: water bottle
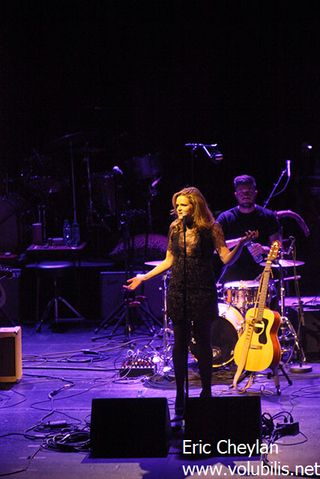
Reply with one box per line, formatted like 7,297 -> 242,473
247,241 -> 263,263
71,220 -> 80,247
63,220 -> 72,246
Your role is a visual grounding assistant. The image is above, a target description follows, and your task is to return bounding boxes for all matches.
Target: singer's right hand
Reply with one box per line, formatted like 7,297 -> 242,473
123,276 -> 144,291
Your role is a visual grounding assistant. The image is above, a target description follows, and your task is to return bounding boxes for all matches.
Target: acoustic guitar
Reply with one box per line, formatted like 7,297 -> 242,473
232,240 -> 281,389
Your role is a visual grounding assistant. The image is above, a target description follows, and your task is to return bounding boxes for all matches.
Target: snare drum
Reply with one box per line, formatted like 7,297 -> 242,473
223,280 -> 275,312
211,303 -> 244,368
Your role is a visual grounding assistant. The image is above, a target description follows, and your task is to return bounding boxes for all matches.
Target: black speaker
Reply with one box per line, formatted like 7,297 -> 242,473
302,310 -> 320,360
90,397 -> 171,457
184,396 -> 262,457
287,307 -> 320,361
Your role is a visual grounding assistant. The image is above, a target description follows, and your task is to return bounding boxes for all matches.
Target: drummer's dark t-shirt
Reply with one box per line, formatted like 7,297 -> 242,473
216,205 -> 280,283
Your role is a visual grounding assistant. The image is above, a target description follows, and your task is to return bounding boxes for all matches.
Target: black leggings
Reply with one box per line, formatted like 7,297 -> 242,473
173,320 -> 213,394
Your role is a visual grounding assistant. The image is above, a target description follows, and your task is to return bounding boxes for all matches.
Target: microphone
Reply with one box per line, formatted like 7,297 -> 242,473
286,160 -> 291,178
112,165 -> 124,176
185,143 -> 223,161
287,235 -> 296,255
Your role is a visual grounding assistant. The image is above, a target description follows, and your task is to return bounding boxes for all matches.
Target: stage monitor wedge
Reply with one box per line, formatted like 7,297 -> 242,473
90,397 -> 171,457
184,396 -> 262,457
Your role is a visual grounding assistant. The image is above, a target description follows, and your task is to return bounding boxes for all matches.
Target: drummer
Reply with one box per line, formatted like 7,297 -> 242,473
216,174 -> 282,284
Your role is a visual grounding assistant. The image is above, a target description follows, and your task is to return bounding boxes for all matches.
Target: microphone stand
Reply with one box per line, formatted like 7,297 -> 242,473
185,143 -> 223,184
263,168 -> 286,208
182,217 -> 189,406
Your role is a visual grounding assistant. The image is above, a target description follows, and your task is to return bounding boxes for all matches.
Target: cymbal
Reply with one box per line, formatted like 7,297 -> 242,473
145,260 -> 162,267
261,259 -> 305,268
50,131 -> 85,148
49,131 -> 103,151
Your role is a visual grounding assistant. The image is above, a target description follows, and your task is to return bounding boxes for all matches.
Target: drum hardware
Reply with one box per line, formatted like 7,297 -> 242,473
211,303 -> 245,368
49,132 -> 81,226
260,259 -> 305,268
126,153 -> 161,181
155,271 -> 174,375
274,275 -> 301,283
135,271 -> 175,384
190,303 -> 244,369
220,276 -> 296,368
278,317 -> 296,364
276,245 -> 312,373
89,171 -> 120,224
82,153 -> 94,226
222,280 -> 276,315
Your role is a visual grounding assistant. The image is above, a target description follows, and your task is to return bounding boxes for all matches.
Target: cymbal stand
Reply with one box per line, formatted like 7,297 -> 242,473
38,204 -> 47,244
272,260 -> 293,389
158,271 -> 173,373
69,139 -> 78,223
83,152 -> 94,225
288,242 -> 312,373
277,265 -> 296,365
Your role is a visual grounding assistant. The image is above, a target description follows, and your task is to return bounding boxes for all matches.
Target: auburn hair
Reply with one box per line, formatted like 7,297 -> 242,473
170,186 -> 215,230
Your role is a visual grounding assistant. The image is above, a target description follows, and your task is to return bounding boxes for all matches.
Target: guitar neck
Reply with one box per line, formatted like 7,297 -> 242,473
254,265 -> 272,321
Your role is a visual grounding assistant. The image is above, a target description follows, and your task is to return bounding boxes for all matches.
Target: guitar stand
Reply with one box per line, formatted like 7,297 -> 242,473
235,363 -> 292,396
267,363 -> 293,395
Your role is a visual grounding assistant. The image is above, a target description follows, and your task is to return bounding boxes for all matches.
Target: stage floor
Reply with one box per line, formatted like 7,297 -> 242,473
0,320 -> 319,479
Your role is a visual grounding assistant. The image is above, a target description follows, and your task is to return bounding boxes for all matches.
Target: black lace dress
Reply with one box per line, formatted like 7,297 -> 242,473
167,223 -> 224,326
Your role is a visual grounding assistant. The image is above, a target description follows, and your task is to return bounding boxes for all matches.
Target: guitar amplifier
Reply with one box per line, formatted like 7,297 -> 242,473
0,327 -> 22,382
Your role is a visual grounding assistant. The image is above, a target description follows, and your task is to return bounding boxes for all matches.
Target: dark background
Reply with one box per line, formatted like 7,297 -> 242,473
1,0 -> 319,293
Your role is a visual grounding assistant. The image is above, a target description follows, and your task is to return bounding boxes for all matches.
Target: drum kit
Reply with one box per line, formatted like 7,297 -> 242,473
146,252 -> 306,373
1,131 -> 163,254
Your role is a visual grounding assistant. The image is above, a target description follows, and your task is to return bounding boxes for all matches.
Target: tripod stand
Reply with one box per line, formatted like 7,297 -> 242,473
93,287 -> 162,339
93,210 -> 162,340
285,242 -> 313,373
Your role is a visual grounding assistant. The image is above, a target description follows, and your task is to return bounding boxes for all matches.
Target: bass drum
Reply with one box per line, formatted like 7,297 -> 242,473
211,303 -> 244,368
